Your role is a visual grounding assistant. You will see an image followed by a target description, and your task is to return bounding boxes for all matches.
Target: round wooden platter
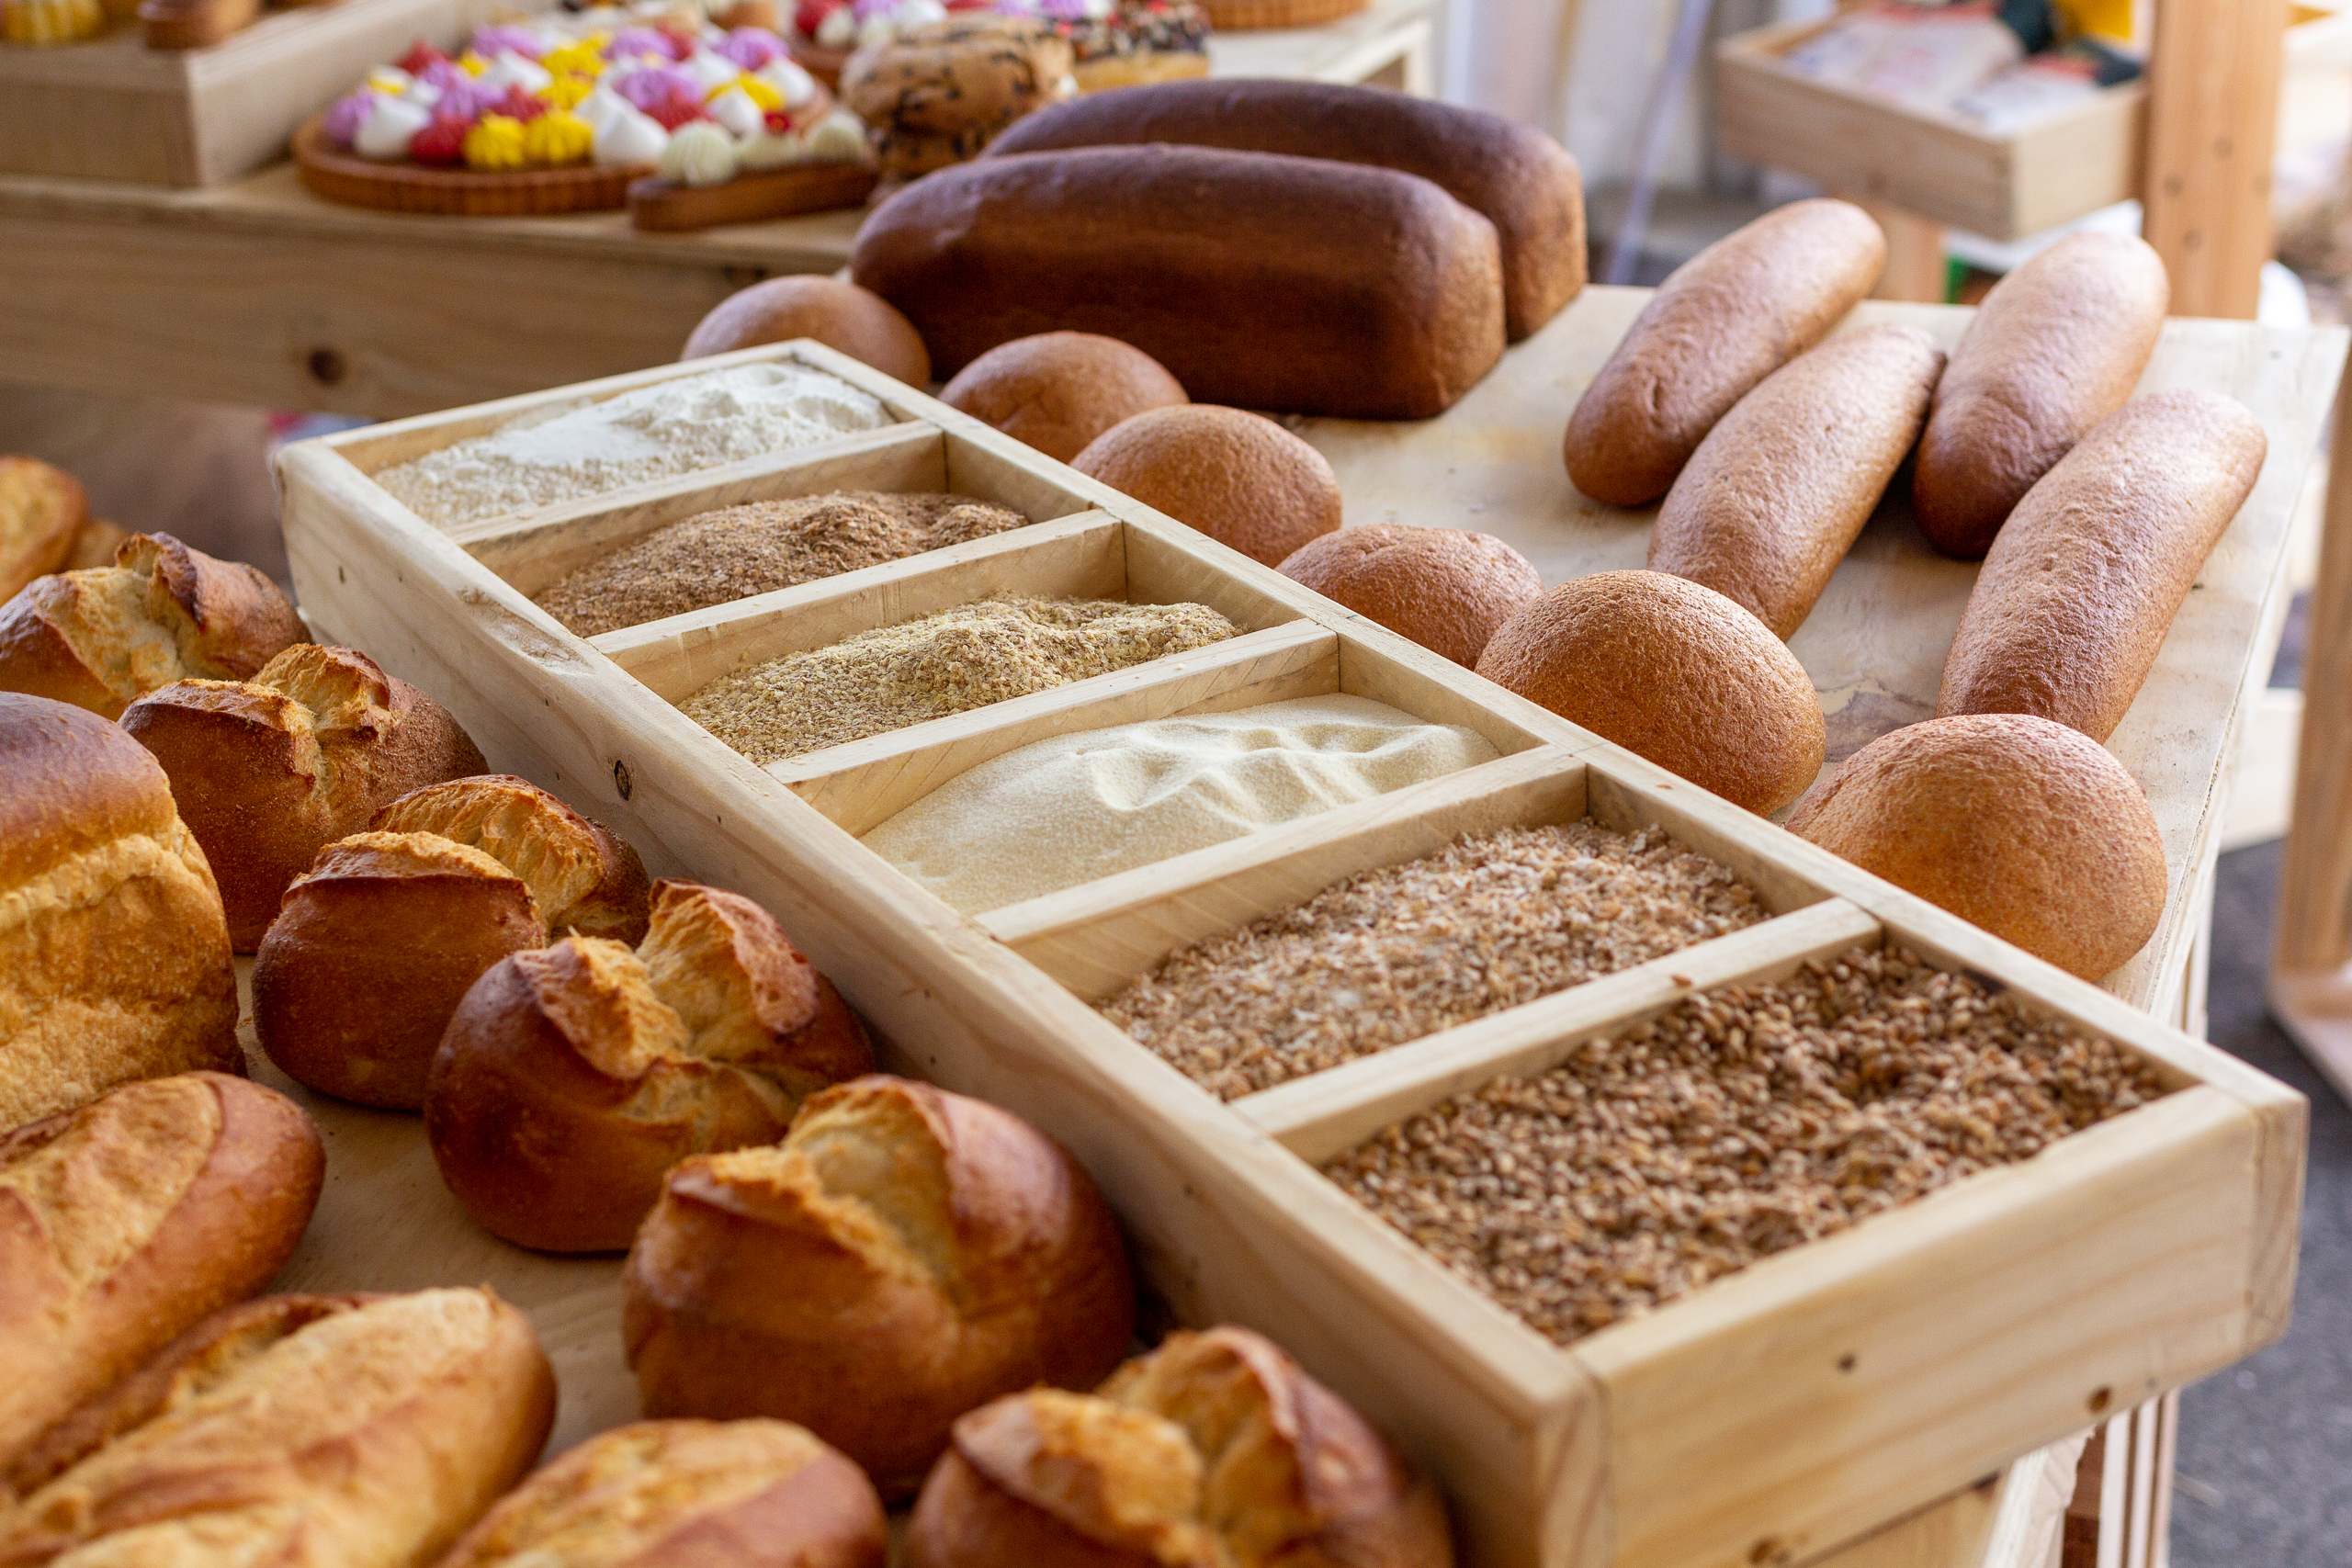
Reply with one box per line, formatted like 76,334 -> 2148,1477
1201,0 -> 1367,27
291,115 -> 651,217
629,155 -> 876,231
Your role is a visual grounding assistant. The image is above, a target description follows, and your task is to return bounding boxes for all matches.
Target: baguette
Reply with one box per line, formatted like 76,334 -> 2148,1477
986,79 -> 1585,340
1938,389 -> 2267,741
1648,323 -> 1944,637
850,145 -> 1505,419
1564,199 -> 1886,507
1913,231 -> 2169,558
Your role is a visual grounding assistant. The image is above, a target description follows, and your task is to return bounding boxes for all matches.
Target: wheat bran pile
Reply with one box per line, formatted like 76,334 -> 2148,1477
679,596 -> 1236,764
1323,946 -> 2169,1347
536,491 -> 1030,636
1099,822 -> 1766,1099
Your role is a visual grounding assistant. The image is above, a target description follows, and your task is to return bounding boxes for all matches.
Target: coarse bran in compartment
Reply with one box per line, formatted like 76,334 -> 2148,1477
1099,821 -> 1767,1099
1323,946 -> 2171,1346
678,595 -> 1237,765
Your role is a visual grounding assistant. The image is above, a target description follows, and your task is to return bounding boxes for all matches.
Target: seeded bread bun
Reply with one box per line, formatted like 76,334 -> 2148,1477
682,277 -> 933,387
1476,570 -> 1824,815
940,333 -> 1188,462
427,880 -> 876,1253
1787,714 -> 2166,979
1913,231 -> 2170,558
120,645 -> 488,951
0,457 -> 87,605
0,532 -> 303,719
1278,524 -> 1542,666
435,1419 -> 888,1568
1074,405 -> 1341,568
0,1073 -> 322,1482
907,1326 -> 1453,1568
624,1074 -> 1136,1498
1564,199 -> 1886,507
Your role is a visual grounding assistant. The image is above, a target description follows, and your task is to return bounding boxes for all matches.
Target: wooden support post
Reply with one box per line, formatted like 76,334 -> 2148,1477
2141,0 -> 2290,319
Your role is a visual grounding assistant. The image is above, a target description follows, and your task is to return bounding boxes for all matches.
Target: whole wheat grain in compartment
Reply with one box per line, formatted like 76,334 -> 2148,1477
1323,947 -> 2171,1344
1099,821 -> 1768,1100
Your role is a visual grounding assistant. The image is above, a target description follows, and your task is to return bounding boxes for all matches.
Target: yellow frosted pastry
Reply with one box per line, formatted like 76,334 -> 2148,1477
718,72 -> 784,111
3,0 -> 106,44
521,109 -> 594,166
542,71 -> 592,108
463,113 -> 529,171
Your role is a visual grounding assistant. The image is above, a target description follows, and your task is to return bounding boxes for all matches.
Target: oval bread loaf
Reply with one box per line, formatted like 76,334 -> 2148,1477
1912,231 -> 2169,558
1564,199 -> 1886,507
850,144 -> 1506,419
1938,389 -> 2267,742
1649,322 -> 1944,638
986,78 -> 1585,340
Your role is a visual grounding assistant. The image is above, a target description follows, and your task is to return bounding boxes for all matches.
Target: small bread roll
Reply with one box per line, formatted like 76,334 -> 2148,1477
427,880 -> 876,1253
682,276 -> 933,387
907,1326 -> 1453,1568
0,532 -> 303,719
1788,714 -> 2166,979
0,457 -> 87,604
121,644 -> 489,950
254,775 -> 652,1110
1649,323 -> 1944,638
2,692 -> 241,1129
436,1419 -> 888,1568
941,333 -> 1189,462
1279,523 -> 1542,666
1565,199 -> 1886,507
0,1073 -> 322,1480
1939,389 -> 2267,742
1913,231 -> 2170,558
1476,570 -> 1824,815
1075,405 -> 1341,567
1,1290 -> 555,1565
624,1075 -> 1135,1497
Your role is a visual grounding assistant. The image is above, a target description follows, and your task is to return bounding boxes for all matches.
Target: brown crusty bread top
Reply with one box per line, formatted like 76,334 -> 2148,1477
1913,231 -> 2169,558
371,774 -> 651,942
0,690 -> 187,890
1279,524 -> 1543,667
986,78 -> 1585,340
1937,389 -> 2267,743
1564,199 -> 1886,508
0,458 -> 87,606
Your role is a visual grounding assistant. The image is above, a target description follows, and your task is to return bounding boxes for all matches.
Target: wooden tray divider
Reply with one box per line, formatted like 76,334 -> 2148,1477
940,425 -> 1114,527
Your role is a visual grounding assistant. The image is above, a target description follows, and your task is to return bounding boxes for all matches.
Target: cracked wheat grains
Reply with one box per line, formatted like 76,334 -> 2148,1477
1322,946 -> 2170,1347
1098,822 -> 1768,1099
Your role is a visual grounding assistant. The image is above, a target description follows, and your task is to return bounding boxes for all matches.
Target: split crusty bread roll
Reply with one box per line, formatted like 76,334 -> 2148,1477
0,1289 -> 555,1565
426,880 -> 875,1253
907,1325 -> 1453,1568
1564,199 -> 1886,508
851,145 -> 1505,419
986,79 -> 1584,341
1,693 -> 241,1129
0,457 -> 87,606
1913,231 -> 2169,558
0,532 -> 303,719
624,1075 -> 1136,1498
435,1419 -> 888,1568
1476,570 -> 1825,815
941,333 -> 1189,464
0,1072 -> 322,1482
254,774 -> 652,1110
681,276 -> 933,387
1649,323 -> 1945,638
1279,524 -> 1543,666
1939,389 -> 2267,743
120,644 -> 489,951
1073,405 -> 1341,567
1788,714 -> 2166,979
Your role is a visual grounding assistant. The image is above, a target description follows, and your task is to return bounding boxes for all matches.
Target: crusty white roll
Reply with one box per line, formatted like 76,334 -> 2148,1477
0,457 -> 86,606
623,1075 -> 1136,1498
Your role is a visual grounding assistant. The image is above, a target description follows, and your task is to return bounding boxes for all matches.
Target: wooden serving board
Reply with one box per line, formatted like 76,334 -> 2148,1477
292,116 -> 650,217
629,157 -> 876,232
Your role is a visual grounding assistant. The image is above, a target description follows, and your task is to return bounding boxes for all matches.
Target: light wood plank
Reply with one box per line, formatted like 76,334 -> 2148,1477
2143,0 -> 2290,320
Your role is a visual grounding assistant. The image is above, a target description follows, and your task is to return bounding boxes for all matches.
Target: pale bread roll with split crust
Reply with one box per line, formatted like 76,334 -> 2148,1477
0,457 -> 86,606
1279,524 -> 1542,666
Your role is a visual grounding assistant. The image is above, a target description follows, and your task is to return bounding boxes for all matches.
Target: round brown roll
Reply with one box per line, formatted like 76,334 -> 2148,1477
0,457 -> 86,605
682,277 -> 933,387
1476,570 -> 1825,815
1074,405 -> 1341,567
1278,523 -> 1542,666
426,880 -> 876,1254
906,1325 -> 1453,1568
623,1075 -> 1136,1499
1786,713 -> 2165,979
940,333 -> 1188,462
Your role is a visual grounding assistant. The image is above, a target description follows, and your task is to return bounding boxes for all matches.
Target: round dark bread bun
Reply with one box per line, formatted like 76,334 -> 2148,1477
941,333 -> 1187,462
1280,524 -> 1542,666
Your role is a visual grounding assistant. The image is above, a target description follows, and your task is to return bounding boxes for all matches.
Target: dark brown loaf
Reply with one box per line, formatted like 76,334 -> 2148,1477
850,145 -> 1506,419
1648,323 -> 1945,638
0,1073 -> 322,1484
1564,199 -> 1886,507
1913,231 -> 2169,558
986,79 -> 1584,340
1938,389 -> 2267,742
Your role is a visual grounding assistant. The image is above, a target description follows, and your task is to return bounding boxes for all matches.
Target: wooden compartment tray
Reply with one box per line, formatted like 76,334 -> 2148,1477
275,338 -> 2304,1568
